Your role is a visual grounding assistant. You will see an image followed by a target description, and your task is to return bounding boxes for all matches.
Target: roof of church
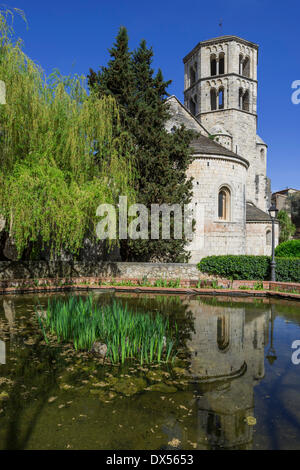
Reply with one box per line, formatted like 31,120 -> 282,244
165,95 -> 248,165
246,202 -> 272,223
190,134 -> 249,166
165,95 -> 210,136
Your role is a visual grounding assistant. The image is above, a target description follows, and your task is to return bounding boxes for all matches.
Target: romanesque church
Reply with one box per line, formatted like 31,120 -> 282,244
166,35 -> 278,263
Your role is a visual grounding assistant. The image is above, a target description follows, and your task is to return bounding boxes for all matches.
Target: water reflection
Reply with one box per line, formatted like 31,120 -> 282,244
0,293 -> 299,450
0,340 -> 5,364
183,298 -> 271,449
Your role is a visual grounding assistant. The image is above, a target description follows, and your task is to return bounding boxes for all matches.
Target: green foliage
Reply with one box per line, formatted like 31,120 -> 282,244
275,258 -> 300,283
253,281 -> 264,290
0,11 -> 136,257
277,210 -> 296,243
197,255 -> 300,283
275,239 -> 300,258
88,28 -> 195,262
35,296 -> 178,364
153,278 -> 181,288
198,255 -> 270,280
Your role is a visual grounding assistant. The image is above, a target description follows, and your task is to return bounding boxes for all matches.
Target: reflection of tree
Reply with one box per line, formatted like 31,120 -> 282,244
2,339 -> 63,449
0,298 -> 62,450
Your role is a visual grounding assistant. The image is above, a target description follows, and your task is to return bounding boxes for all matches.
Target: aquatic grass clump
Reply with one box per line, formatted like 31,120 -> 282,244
35,296 -> 178,364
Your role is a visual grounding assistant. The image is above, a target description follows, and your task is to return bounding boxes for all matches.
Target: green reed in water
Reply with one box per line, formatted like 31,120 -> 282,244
35,296 -> 178,364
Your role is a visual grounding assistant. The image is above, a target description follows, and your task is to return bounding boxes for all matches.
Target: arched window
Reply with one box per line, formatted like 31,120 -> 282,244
217,316 -> 230,351
243,56 -> 250,77
218,186 -> 231,220
210,88 -> 217,110
260,148 -> 265,162
239,89 -> 250,111
219,53 -> 225,75
218,87 -> 224,109
266,230 -> 271,246
239,55 -> 244,75
239,88 -> 243,109
189,97 -> 196,115
210,54 -> 217,76
190,66 -> 196,86
242,90 -> 249,111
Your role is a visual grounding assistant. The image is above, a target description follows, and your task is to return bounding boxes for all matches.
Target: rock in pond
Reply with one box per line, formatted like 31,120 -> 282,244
91,342 -> 108,358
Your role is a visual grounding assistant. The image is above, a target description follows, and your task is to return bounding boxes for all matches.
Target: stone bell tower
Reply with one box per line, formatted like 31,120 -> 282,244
183,36 -> 269,212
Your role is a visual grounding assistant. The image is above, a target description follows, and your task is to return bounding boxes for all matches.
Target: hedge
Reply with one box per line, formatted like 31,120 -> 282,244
275,240 -> 300,258
197,255 -> 300,283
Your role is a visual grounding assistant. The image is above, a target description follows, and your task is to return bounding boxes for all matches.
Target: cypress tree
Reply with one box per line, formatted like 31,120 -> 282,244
88,29 -> 196,262
88,26 -> 135,121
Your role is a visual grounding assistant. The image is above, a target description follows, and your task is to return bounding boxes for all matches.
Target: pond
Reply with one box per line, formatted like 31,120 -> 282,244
0,291 -> 300,450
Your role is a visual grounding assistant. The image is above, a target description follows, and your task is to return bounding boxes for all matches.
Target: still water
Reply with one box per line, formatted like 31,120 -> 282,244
0,291 -> 300,450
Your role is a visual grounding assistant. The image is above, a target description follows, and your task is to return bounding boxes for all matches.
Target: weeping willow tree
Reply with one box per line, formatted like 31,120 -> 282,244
0,8 -> 136,258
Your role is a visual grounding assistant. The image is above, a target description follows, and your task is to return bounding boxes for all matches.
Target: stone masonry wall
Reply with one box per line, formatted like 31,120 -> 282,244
246,222 -> 279,256
0,261 -> 200,281
186,154 -> 247,262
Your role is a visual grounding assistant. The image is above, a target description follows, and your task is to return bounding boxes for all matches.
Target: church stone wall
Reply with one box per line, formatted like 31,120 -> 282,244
246,222 -> 279,256
199,109 -> 261,207
186,155 -> 247,263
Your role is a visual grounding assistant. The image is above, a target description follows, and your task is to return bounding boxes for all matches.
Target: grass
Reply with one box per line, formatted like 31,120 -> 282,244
35,296 -> 178,365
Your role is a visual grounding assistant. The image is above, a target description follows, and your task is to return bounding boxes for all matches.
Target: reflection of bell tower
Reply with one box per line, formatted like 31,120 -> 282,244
185,298 -> 268,449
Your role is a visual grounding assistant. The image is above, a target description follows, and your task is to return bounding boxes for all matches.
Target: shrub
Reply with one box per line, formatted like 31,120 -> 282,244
197,255 -> 270,280
197,255 -> 300,283
275,258 -> 300,283
275,240 -> 300,258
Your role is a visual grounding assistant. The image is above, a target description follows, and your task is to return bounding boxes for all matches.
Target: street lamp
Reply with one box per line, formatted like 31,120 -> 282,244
268,204 -> 278,282
266,305 -> 277,366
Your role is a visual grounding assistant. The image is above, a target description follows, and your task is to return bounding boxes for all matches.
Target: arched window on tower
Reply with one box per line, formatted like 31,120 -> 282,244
260,148 -> 265,163
218,87 -> 224,110
210,54 -> 217,76
218,186 -> 231,220
190,65 -> 196,86
243,56 -> 250,78
210,88 -> 217,110
239,88 -> 243,109
219,53 -> 225,75
189,96 -> 196,115
242,90 -> 249,111
217,316 -> 230,351
239,55 -> 244,75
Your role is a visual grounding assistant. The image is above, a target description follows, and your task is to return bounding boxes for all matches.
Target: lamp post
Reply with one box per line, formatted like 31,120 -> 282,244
266,305 -> 277,366
268,204 -> 278,282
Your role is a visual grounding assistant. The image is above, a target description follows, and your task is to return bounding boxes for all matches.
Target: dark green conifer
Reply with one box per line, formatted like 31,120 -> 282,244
89,29 -> 196,262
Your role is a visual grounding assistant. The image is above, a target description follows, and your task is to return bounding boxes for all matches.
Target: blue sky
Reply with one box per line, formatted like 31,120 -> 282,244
10,0 -> 300,192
